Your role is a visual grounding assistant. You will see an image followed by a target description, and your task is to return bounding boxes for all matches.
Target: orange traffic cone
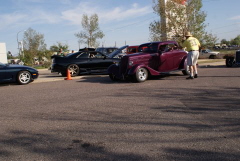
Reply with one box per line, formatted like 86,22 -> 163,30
64,69 -> 72,80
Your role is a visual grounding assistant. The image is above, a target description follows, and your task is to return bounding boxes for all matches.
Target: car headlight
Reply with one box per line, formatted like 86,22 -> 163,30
129,61 -> 133,66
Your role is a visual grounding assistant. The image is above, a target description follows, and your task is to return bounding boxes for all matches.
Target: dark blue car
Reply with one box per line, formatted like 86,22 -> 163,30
0,62 -> 39,85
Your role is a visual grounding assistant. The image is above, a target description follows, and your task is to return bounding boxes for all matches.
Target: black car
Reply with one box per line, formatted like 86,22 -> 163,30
0,62 -> 39,85
51,45 -> 128,77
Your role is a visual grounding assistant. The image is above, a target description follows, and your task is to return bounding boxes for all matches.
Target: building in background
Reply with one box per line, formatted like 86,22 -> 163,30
0,43 -> 7,64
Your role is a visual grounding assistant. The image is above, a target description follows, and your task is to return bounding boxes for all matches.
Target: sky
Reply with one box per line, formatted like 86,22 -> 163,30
0,0 -> 240,56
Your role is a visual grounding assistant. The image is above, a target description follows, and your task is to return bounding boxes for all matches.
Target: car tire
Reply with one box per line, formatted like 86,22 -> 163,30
109,74 -> 119,81
209,55 -> 216,59
17,71 -> 32,85
61,72 -> 66,77
67,64 -> 79,77
182,59 -> 190,75
135,67 -> 148,82
226,57 -> 234,67
182,65 -> 190,75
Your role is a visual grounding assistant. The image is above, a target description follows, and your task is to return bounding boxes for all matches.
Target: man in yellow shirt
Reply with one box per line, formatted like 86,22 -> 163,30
182,31 -> 201,79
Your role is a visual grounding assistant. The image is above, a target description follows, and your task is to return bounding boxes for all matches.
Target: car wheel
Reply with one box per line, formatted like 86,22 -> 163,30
67,64 -> 79,77
226,57 -> 234,67
17,71 -> 32,85
135,67 -> 148,82
182,59 -> 190,75
182,65 -> 190,75
209,55 -> 216,59
109,74 -> 119,81
61,72 -> 66,77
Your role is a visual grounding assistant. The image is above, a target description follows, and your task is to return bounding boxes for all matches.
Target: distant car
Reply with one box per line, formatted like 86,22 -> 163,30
0,62 -> 39,85
126,46 -> 139,54
200,49 -> 219,59
51,45 -> 128,77
95,47 -> 118,55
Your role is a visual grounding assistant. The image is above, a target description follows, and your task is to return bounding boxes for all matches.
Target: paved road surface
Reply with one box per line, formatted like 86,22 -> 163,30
0,60 -> 239,161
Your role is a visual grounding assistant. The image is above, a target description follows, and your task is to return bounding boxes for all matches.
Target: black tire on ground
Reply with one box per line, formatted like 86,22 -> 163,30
109,74 -> 119,81
226,57 -> 234,67
135,68 -> 148,83
61,72 -> 66,77
67,64 -> 80,77
209,55 -> 217,59
182,65 -> 190,75
17,71 -> 32,85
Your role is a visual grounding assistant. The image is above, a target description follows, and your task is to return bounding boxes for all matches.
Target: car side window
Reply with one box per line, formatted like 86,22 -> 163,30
161,44 -> 178,52
159,45 -> 167,52
95,52 -> 105,58
76,52 -> 89,58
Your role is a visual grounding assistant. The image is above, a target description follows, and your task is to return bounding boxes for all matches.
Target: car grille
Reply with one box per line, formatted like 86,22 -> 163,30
236,51 -> 240,62
120,56 -> 129,75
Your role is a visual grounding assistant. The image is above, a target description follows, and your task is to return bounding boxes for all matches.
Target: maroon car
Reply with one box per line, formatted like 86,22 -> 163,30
107,41 -> 189,82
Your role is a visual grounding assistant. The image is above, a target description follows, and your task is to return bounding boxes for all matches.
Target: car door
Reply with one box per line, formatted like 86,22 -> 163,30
73,52 -> 90,69
158,44 -> 176,72
158,43 -> 185,72
200,49 -> 210,58
87,51 -> 114,72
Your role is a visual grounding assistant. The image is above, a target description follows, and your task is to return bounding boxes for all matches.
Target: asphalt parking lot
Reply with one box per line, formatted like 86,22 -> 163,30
0,59 -> 240,161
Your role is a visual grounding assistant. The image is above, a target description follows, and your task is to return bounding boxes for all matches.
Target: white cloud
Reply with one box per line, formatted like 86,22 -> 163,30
29,10 -> 60,24
0,13 -> 27,30
230,16 -> 240,20
61,2 -> 152,25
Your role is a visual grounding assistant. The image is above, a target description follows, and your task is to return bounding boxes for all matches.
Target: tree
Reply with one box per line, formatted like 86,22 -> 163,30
150,0 -> 217,47
50,42 -> 69,52
75,14 -> 104,48
22,28 -> 47,66
221,39 -> 229,45
231,35 -> 240,45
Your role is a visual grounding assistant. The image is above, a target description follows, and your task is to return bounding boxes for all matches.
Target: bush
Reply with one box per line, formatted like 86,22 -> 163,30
42,61 -> 51,68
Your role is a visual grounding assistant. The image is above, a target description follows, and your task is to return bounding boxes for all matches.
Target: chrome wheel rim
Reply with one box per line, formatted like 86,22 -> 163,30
68,65 -> 78,75
19,72 -> 31,83
138,68 -> 147,81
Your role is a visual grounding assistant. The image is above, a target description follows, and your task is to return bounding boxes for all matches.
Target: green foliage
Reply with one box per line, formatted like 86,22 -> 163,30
150,0 -> 217,46
50,42 -> 69,52
22,28 -> 47,66
75,14 -> 104,48
221,39 -> 230,45
231,35 -> 240,45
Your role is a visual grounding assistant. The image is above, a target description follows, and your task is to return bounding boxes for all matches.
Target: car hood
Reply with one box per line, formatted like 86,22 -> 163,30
108,45 -> 129,58
7,64 -> 38,72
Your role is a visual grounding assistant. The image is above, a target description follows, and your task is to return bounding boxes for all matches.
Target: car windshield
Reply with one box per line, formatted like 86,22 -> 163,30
138,43 -> 159,53
108,45 -> 128,58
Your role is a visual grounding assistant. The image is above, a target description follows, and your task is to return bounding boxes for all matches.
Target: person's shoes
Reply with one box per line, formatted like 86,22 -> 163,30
186,76 -> 194,79
194,74 -> 198,78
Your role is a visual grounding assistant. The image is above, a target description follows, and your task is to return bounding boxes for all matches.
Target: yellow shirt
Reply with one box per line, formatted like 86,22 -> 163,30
182,37 -> 201,51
